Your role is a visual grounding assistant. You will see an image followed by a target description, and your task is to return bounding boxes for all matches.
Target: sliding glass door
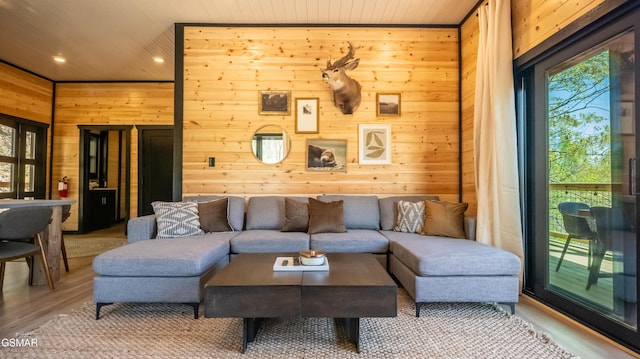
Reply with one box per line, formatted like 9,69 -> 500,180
519,7 -> 639,350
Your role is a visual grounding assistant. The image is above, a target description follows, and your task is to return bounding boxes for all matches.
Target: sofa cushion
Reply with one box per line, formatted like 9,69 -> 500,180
93,233 -> 232,277
379,195 -> 439,230
230,230 -> 309,253
394,200 -> 425,233
184,195 -> 245,231
385,232 -> 521,277
282,197 -> 309,232
308,198 -> 347,234
246,196 -> 286,230
318,195 -> 380,229
422,200 -> 468,239
310,229 -> 389,253
151,201 -> 203,238
197,197 -> 233,232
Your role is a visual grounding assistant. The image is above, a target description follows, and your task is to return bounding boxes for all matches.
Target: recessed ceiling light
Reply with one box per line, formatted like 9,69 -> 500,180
153,57 -> 165,64
52,55 -> 66,63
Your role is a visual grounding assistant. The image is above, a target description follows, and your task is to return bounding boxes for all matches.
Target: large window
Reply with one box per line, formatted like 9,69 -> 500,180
517,4 -> 639,352
0,115 -> 47,199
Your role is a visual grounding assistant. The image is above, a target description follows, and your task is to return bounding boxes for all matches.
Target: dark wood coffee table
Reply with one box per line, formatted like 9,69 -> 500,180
204,253 -> 397,353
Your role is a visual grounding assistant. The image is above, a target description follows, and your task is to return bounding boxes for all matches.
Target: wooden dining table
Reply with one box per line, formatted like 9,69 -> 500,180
0,199 -> 75,286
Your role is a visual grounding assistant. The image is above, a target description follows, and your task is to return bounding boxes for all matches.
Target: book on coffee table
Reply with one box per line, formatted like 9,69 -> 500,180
273,256 -> 329,271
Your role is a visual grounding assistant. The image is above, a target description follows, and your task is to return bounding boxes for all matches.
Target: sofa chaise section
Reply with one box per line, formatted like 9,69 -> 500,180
93,234 -> 231,319
378,195 -> 521,316
93,195 -> 245,319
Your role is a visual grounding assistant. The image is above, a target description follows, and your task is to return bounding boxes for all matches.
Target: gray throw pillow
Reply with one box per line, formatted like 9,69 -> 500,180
394,200 -> 425,233
281,197 -> 309,232
152,201 -> 204,238
308,198 -> 347,234
197,197 -> 233,232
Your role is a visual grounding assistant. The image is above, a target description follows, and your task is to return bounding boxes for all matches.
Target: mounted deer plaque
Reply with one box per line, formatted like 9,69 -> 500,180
321,42 -> 361,115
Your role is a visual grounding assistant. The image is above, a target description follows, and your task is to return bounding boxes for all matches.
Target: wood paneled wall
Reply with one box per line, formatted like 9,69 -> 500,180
460,5 -> 483,217
0,62 -> 53,123
182,26 -> 460,200
511,0 -> 606,59
53,82 -> 174,230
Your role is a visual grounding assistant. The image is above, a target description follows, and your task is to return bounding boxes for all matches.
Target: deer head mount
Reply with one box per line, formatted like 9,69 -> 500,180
321,42 -> 361,115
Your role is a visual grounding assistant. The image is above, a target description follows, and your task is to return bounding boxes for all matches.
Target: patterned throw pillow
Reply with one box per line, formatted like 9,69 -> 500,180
394,200 -> 426,233
152,201 -> 204,238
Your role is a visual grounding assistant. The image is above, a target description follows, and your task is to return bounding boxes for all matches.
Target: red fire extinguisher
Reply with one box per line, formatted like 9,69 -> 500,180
58,176 -> 69,198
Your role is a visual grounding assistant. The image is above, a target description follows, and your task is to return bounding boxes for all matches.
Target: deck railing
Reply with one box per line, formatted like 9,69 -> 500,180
548,182 -> 615,237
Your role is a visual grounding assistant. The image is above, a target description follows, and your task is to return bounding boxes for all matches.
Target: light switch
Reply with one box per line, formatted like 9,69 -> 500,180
208,157 -> 215,167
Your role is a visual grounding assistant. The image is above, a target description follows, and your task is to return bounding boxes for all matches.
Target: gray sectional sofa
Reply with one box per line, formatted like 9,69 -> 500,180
93,194 -> 521,319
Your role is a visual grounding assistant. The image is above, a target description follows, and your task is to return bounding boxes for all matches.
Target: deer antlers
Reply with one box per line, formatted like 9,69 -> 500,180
326,42 -> 358,69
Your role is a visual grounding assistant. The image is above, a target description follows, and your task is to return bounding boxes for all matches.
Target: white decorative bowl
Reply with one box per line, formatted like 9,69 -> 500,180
299,250 -> 326,266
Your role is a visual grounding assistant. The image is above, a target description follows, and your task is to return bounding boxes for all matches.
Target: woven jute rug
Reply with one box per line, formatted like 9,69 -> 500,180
4,290 -> 576,358
64,236 -> 127,258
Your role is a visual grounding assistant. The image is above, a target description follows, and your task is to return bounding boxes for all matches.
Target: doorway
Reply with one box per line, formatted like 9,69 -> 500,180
78,126 -> 131,233
138,126 -> 174,216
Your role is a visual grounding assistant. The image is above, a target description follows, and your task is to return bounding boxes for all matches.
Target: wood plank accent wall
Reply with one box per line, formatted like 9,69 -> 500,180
0,62 -> 53,123
460,0 -> 609,216
182,26 -> 460,200
460,6 -> 483,217
53,82 -> 174,230
511,0 -> 606,59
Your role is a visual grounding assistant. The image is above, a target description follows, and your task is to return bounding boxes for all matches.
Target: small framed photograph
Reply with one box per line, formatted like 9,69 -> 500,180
295,98 -> 319,133
259,90 -> 291,115
306,138 -> 347,172
376,93 -> 401,116
359,124 -> 391,164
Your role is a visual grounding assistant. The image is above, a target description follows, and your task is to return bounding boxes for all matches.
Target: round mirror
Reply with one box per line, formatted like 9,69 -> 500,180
251,125 -> 290,165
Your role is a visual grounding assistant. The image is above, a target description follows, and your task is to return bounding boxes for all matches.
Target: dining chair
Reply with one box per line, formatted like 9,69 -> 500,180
556,202 -> 598,272
0,206 -> 55,291
587,206 -> 633,290
60,204 -> 71,272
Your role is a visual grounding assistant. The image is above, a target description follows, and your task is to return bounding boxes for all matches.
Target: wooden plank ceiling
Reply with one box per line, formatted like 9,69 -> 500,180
0,0 -> 478,81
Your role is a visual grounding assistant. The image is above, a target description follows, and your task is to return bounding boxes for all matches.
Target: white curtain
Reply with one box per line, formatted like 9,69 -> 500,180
474,0 -> 524,273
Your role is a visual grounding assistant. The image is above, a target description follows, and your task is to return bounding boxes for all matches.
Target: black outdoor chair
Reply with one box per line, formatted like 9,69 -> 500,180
0,206 -> 55,291
587,206 -> 634,291
556,202 -> 598,272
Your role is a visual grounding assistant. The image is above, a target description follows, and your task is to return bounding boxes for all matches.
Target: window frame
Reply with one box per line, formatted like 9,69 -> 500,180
0,114 -> 48,199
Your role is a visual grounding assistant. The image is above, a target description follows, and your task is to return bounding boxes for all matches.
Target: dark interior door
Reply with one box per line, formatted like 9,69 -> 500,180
139,128 -> 174,216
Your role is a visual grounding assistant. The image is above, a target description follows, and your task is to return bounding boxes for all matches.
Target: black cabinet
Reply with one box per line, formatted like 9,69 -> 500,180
87,189 -> 116,231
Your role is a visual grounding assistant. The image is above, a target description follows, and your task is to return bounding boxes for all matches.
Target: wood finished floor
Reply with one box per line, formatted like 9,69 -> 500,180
0,229 -> 638,358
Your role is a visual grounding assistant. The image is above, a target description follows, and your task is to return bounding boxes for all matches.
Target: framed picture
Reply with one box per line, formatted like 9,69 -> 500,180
359,124 -> 391,165
306,138 -> 347,172
295,98 -> 319,133
259,90 -> 291,115
376,93 -> 401,116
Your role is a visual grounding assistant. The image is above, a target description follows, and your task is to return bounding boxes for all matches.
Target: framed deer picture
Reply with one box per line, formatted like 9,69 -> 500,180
359,124 -> 391,165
